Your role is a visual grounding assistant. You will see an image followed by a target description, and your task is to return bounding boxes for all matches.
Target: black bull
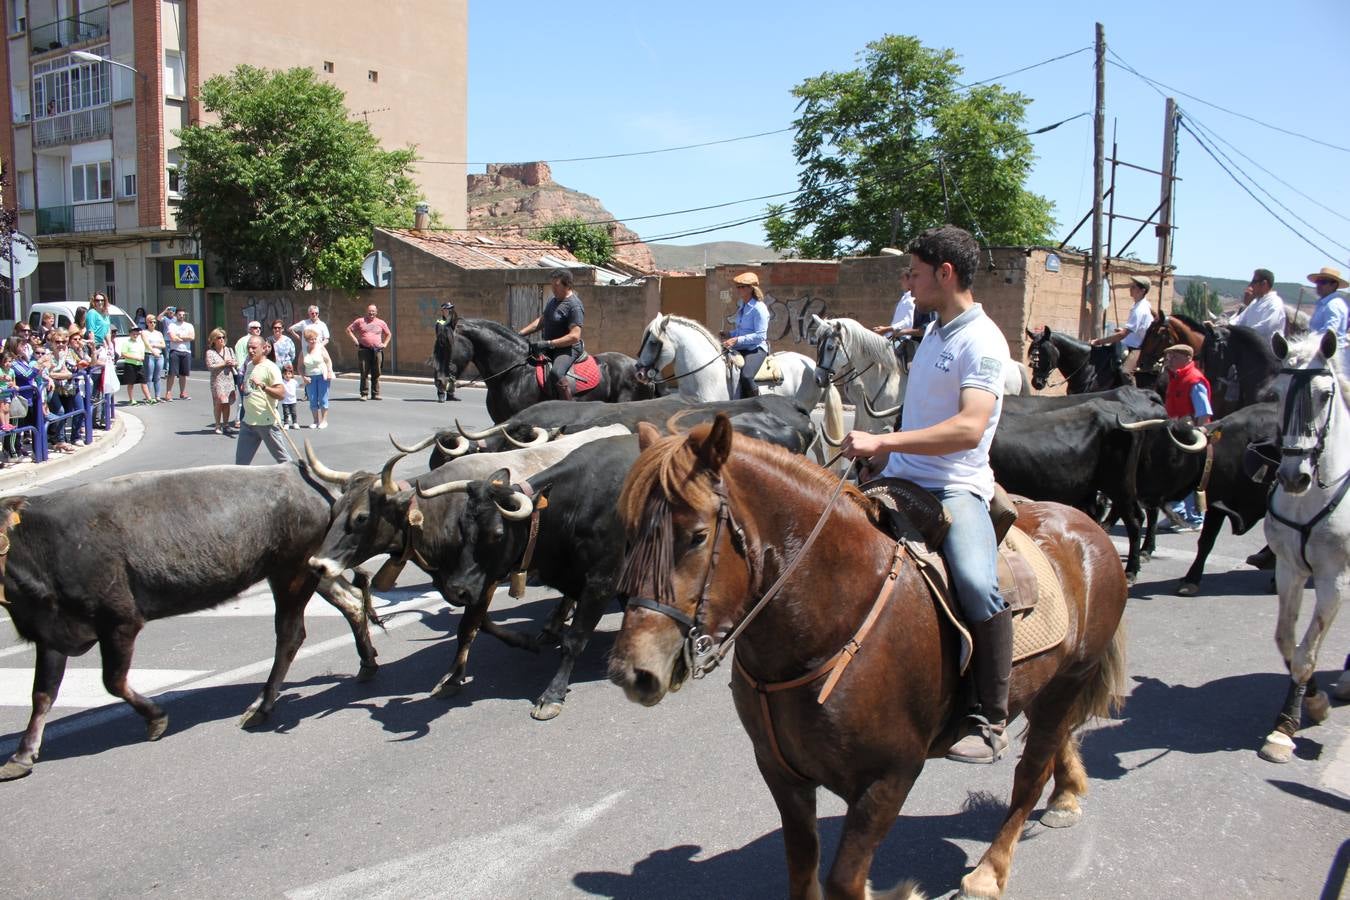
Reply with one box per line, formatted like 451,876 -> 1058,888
0,464 -> 378,781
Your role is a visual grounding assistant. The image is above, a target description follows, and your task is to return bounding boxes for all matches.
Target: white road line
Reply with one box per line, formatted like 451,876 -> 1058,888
285,790 -> 626,900
0,668 -> 207,708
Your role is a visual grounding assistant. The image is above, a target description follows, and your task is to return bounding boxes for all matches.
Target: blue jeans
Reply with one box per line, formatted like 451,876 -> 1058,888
935,487 -> 1006,624
307,374 -> 330,410
1168,493 -> 1203,526
143,354 -> 164,399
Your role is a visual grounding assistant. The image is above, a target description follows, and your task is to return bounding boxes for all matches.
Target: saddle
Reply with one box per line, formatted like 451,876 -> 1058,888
533,353 -> 603,397
863,479 -> 1068,673
726,351 -> 784,385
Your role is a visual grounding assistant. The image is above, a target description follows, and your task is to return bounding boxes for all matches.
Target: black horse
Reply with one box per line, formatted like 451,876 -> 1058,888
1026,325 -> 1126,394
454,318 -> 656,422
432,320 -> 474,402
1199,323 -> 1281,418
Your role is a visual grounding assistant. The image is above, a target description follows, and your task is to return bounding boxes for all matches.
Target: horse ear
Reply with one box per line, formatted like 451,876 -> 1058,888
637,421 -> 661,450
1271,333 -> 1288,360
811,313 -> 826,328
1319,329 -> 1337,360
1041,325 -> 1051,339
694,413 -> 734,473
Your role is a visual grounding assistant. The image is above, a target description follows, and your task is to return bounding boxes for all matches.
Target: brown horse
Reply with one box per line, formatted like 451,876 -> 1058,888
608,415 -> 1127,899
1134,312 -> 1206,385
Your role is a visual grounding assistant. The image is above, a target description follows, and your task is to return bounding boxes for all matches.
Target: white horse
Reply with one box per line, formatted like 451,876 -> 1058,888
633,314 -> 817,404
1259,330 -> 1350,764
810,315 -> 908,433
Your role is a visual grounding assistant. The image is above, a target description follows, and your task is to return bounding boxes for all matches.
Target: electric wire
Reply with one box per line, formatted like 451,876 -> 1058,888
958,46 -> 1091,88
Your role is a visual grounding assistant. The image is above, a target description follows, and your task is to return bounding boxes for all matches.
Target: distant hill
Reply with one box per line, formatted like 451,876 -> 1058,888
649,241 -> 782,271
1173,273 -> 1317,312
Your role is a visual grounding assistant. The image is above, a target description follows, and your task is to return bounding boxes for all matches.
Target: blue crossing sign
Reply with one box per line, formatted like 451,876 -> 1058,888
174,259 -> 204,289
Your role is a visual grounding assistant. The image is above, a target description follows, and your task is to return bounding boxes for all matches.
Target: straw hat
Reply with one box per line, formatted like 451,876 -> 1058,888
732,271 -> 763,299
1306,267 -> 1349,288
879,247 -> 905,257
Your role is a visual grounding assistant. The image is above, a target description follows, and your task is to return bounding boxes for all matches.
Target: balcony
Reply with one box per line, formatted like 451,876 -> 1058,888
37,201 -> 115,236
29,5 -> 109,55
33,106 -> 111,148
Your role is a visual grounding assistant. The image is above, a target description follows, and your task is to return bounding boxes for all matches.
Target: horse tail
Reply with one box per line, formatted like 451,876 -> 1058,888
823,382 -> 846,447
1069,619 -> 1127,727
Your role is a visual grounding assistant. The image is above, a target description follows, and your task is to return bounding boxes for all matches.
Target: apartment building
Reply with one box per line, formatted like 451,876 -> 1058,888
0,0 -> 466,329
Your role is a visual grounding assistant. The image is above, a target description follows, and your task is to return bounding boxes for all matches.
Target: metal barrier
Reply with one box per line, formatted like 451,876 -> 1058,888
4,368 -> 116,465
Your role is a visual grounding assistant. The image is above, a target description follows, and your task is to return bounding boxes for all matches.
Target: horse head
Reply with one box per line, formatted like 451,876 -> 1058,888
1026,326 -> 1058,390
634,316 -> 673,385
812,315 -> 844,388
1272,330 -> 1343,495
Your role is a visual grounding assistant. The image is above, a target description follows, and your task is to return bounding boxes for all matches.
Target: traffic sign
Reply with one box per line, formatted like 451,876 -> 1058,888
361,251 -> 392,288
2,231 -> 39,280
174,259 -> 204,289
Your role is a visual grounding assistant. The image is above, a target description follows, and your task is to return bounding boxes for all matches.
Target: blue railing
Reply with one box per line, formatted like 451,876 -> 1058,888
5,368 -> 115,464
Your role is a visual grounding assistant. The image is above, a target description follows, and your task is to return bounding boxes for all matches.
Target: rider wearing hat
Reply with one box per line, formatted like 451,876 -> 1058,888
520,269 -> 585,401
723,271 -> 770,398
1090,274 -> 1154,383
1307,267 -> 1349,348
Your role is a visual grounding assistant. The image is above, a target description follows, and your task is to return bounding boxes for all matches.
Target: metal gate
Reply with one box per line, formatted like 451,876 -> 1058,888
507,284 -> 544,330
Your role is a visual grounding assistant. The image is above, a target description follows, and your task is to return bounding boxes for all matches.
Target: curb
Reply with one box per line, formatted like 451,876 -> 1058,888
0,412 -> 143,493
332,372 -> 481,389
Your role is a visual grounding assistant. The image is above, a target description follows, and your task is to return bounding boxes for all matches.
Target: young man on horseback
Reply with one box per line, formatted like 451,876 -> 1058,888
722,271 -> 770,398
1090,274 -> 1153,384
519,269 -> 585,401
841,225 -> 1015,763
1231,269 -> 1286,345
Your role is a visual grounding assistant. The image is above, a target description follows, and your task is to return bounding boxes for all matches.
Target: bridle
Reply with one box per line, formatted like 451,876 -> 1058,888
636,318 -> 728,386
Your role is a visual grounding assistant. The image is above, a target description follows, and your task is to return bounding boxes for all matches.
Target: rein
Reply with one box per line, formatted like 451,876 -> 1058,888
639,320 -> 731,386
1268,365 -> 1350,569
1030,342 -> 1091,391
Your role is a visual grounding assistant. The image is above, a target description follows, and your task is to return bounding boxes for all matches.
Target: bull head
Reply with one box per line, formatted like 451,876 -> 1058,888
417,473 -> 534,520
1116,416 -> 1208,453
380,452 -> 407,495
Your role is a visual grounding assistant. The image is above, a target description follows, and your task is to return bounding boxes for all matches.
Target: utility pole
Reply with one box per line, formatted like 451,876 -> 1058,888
1156,97 -> 1178,312
1088,22 -> 1106,339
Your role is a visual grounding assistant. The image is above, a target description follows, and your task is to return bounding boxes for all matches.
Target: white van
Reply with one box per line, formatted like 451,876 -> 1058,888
27,300 -> 136,355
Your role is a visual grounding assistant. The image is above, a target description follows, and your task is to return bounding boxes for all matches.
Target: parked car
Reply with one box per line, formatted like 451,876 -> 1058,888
27,301 -> 135,355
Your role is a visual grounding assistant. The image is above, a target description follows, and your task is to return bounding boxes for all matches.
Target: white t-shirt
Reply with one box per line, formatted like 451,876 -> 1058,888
282,375 -> 300,404
880,304 -> 1009,501
291,317 -> 330,344
167,320 -> 195,353
890,292 -> 915,330
1231,291 -> 1286,345
1122,299 -> 1153,349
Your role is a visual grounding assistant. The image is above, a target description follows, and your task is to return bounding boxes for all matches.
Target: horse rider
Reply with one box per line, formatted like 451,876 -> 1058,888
841,225 -> 1015,764
722,271 -> 770,398
1307,266 -> 1349,349
1230,269 -> 1286,345
520,269 -> 585,401
1090,274 -> 1153,384
435,301 -> 459,402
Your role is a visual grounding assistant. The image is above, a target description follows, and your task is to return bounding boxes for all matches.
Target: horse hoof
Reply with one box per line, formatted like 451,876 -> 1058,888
239,707 -> 268,729
531,701 -> 564,721
1139,551 -> 1152,564
431,674 -> 470,698
1040,805 -> 1082,828
1176,582 -> 1199,597
1258,732 -> 1295,764
0,759 -> 34,781
146,714 -> 170,741
1334,673 -> 1350,702
1125,571 -> 1138,586
1305,692 -> 1331,724
357,663 -> 379,683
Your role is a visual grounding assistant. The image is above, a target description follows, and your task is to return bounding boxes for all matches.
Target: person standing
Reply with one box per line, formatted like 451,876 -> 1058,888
141,315 -> 166,401
268,319 -> 296,372
1160,344 -> 1213,532
45,328 -> 81,451
519,270 -> 586,401
205,329 -> 238,435
1306,267 -> 1349,348
166,308 -> 195,399
721,271 -> 769,399
289,305 -> 330,346
119,323 -> 151,405
347,304 -> 391,400
434,301 -> 459,402
234,335 -> 291,464
1090,275 -> 1154,383
841,225 -> 1013,764
301,327 -> 333,429
1230,269 -> 1286,344
85,293 -> 112,350
233,321 -> 263,428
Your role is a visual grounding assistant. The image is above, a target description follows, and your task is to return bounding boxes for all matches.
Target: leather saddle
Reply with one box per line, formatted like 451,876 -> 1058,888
533,352 -> 603,398
726,351 -> 783,385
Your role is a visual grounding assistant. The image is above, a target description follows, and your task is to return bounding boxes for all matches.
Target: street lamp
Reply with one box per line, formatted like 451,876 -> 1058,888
69,49 -> 145,97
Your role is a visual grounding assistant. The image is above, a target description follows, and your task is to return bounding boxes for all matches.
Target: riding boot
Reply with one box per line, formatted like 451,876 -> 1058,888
947,608 -> 1013,764
555,377 -> 574,402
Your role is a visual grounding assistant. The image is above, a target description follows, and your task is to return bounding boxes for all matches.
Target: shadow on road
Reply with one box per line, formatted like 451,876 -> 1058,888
1128,565 -> 1276,600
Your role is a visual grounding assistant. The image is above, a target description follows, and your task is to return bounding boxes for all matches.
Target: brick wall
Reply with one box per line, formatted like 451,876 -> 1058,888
133,0 -> 165,228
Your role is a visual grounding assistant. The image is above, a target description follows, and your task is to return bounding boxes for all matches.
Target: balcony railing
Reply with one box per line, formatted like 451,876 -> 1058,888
33,106 -> 111,148
37,201 -> 115,236
29,5 -> 109,55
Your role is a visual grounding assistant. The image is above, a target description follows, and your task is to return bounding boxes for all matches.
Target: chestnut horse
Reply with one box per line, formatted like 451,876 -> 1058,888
608,415 -> 1128,899
1134,312 -> 1206,384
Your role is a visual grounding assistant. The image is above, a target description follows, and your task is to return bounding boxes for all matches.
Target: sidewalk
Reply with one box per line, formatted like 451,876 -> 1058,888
0,412 -> 143,493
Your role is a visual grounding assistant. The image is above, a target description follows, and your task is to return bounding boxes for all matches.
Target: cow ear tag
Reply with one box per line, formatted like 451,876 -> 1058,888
408,508 -> 424,528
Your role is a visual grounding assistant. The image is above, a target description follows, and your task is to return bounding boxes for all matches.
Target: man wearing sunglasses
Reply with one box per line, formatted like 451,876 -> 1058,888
1307,267 -> 1348,348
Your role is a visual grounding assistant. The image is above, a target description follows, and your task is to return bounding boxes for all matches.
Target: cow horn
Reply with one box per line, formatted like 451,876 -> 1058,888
1116,416 -> 1168,431
416,479 -> 474,499
1168,423 -> 1209,453
436,434 -> 472,457
389,433 -> 437,453
304,440 -> 353,485
494,490 -> 534,521
456,420 -> 506,441
501,426 -> 550,449
381,452 -> 407,495
862,394 -> 902,420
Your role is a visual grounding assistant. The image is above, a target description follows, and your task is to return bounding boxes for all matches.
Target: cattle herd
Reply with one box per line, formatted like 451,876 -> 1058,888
0,315 -> 1341,894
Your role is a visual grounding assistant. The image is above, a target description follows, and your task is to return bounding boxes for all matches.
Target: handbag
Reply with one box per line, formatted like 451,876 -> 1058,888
9,392 -> 29,419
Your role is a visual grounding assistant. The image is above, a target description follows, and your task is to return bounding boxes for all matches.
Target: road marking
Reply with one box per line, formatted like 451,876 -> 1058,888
185,587 -> 440,618
285,790 -> 626,900
0,668 -> 207,708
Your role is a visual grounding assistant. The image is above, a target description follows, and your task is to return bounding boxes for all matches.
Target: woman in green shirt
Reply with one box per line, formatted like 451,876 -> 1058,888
120,324 -> 152,405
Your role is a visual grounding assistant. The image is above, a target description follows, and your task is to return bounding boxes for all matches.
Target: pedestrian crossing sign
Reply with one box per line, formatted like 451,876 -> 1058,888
174,259 -> 204,289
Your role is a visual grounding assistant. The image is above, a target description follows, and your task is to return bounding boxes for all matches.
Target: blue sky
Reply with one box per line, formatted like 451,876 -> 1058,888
466,1 -> 1348,287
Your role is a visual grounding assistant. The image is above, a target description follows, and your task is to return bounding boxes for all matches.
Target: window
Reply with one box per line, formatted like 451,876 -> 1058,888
16,171 -> 34,209
11,83 -> 29,121
118,157 -> 137,198
71,160 -> 112,203
32,47 -> 110,118
8,0 -> 25,34
367,70 -> 378,83
163,50 -> 185,97
166,149 -> 183,198
322,60 -> 334,73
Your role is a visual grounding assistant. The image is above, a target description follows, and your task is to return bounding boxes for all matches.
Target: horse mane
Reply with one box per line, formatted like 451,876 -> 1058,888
829,317 -> 899,370
1167,312 -> 1207,333
657,315 -> 723,352
461,317 -> 524,346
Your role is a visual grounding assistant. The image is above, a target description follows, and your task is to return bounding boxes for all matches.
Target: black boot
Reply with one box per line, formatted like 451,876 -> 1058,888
947,608 -> 1013,764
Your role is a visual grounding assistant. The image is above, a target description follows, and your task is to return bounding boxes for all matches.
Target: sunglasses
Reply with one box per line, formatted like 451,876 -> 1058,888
272,325 -> 282,330
52,339 -> 67,345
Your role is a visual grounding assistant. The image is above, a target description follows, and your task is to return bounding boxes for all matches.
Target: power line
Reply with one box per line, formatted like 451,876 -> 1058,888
1179,119 -> 1344,262
418,127 -> 794,167
959,46 -> 1091,88
1107,51 -> 1350,154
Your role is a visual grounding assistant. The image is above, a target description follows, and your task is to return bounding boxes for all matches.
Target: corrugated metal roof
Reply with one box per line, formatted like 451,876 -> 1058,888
381,228 -> 586,270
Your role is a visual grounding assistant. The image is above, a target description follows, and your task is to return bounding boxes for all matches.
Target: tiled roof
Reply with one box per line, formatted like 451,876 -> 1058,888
381,228 -> 584,270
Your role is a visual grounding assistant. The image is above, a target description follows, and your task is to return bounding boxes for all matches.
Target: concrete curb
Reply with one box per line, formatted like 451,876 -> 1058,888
0,412 -> 143,493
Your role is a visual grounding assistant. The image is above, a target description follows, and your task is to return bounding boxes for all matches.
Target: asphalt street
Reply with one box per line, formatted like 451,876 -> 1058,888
1,372 -> 1346,899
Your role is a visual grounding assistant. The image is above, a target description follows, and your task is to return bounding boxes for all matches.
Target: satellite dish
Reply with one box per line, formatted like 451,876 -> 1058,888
3,231 -> 39,280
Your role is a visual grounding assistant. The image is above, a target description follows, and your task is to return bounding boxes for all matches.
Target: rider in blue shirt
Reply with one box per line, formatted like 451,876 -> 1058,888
1307,267 -> 1349,348
722,271 -> 770,398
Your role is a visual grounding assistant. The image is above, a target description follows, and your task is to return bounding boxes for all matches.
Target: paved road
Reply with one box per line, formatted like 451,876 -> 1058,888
1,375 -> 1346,899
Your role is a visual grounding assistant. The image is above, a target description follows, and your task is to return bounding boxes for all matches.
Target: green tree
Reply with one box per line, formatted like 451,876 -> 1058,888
176,65 -> 423,291
1177,281 -> 1224,320
532,218 -> 614,266
765,35 -> 1055,258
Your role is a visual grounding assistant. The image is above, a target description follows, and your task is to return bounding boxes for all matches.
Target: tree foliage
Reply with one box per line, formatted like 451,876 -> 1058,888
1177,280 -> 1225,320
765,35 -> 1056,259
176,66 -> 423,291
532,218 -> 615,266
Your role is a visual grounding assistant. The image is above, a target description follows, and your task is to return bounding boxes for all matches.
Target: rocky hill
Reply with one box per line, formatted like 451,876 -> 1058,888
466,162 -> 656,272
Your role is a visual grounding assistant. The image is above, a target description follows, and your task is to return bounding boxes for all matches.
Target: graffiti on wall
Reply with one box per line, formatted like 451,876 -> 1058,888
763,293 -> 830,345
240,296 -> 296,331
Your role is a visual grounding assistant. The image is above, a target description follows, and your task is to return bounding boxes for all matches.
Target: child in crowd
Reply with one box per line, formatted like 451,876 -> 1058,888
280,363 -> 301,429
0,348 -> 14,431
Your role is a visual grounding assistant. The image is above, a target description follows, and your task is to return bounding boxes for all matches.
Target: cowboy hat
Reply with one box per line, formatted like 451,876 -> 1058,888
1306,266 -> 1349,288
